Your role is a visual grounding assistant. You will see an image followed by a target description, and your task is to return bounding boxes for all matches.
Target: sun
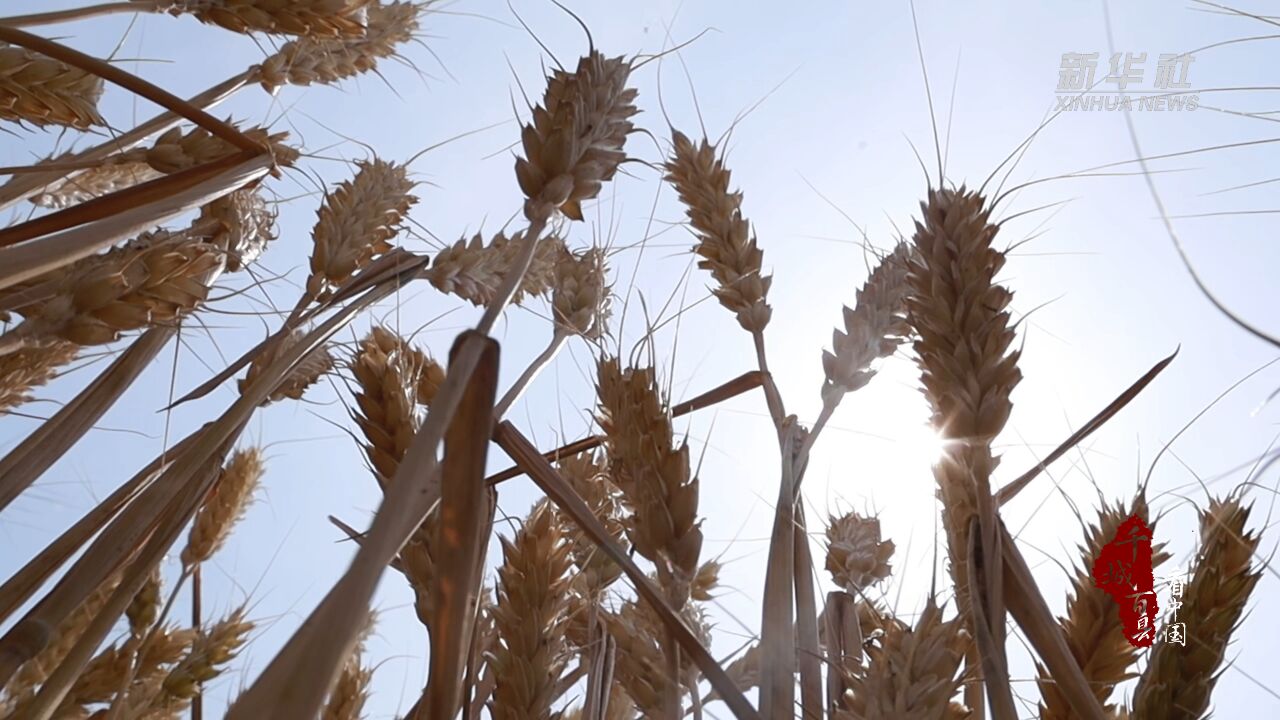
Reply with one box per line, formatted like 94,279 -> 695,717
900,421 -> 947,467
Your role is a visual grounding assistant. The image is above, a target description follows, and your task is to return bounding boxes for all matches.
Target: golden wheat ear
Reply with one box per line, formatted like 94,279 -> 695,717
0,43 -> 104,129
149,0 -> 373,38
1132,494 -> 1262,719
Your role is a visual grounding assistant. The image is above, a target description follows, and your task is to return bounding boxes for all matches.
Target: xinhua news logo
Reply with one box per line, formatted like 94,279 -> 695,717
1056,52 -> 1199,112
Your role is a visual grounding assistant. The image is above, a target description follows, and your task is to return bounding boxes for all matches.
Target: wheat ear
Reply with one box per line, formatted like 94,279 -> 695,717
147,0 -> 373,37
239,327 -> 335,404
1132,494 -> 1261,719
181,448 -> 264,568
197,187 -> 276,271
255,1 -> 423,91
821,242 -> 913,402
1037,495 -> 1168,719
32,163 -> 161,209
0,340 -> 77,413
0,43 -> 104,129
305,158 -> 416,302
552,246 -> 611,338
665,131 -> 771,333
426,231 -> 565,308
826,511 -> 895,596
488,501 -> 574,720
839,599 -> 970,720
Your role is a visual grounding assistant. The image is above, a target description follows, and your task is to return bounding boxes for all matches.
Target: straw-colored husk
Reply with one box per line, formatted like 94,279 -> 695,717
99,124 -> 298,175
125,570 -> 162,639
0,340 -> 77,413
350,326 -> 444,486
514,51 -> 638,221
0,43 -> 104,129
149,0 -> 374,37
554,451 -> 626,596
606,596 -> 710,716
426,231 -> 565,308
1132,495 -> 1261,720
140,606 -> 253,715
488,501 -> 573,720
255,1 -> 423,91
306,158 -> 416,301
665,131 -> 772,333
181,447 -> 264,567
197,187 -> 276,272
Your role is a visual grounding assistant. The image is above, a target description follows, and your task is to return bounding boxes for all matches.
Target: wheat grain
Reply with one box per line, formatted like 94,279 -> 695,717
0,43 -> 104,129
306,158 -> 416,301
665,131 -> 772,333
1133,494 -> 1261,719
255,1 -> 422,91
108,124 -> 298,175
489,501 -> 574,720
125,570 -> 161,639
148,0 -> 373,37
144,606 -> 252,714
515,51 -> 638,222
181,448 -> 264,568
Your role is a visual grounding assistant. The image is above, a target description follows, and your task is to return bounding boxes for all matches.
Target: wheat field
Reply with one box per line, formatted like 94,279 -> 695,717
0,1 -> 1276,719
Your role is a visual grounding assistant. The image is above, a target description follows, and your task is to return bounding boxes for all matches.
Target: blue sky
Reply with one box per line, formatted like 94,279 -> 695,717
3,0 -> 1279,716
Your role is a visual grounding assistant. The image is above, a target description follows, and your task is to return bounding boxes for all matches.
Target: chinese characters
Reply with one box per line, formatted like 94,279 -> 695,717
1056,52 -> 1198,111
1092,514 -> 1159,648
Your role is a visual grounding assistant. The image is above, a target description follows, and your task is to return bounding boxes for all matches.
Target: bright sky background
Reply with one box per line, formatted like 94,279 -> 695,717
3,1 -> 1279,717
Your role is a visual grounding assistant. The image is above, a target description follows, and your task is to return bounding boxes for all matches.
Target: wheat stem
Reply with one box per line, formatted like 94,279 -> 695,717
494,328 -> 567,418
0,2 -> 158,27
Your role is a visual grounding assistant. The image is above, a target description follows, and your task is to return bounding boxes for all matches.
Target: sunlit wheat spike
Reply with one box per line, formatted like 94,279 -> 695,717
306,157 -> 417,301
0,43 -> 104,129
111,123 -> 299,175
181,447 -> 264,567
488,501 -> 574,720
904,186 -> 1020,637
606,597 -> 711,716
554,451 -> 625,598
321,612 -> 376,720
427,231 -> 565,308
146,0 -> 374,38
825,510 -> 895,595
152,605 -> 253,712
1037,495 -> 1168,719
595,358 -> 703,606
665,130 -> 772,333
32,163 -> 162,209
515,50 -> 638,221
350,326 -> 443,486
839,599 -> 970,720
197,187 -> 277,272
239,327 -> 336,404
1133,494 -> 1261,720
821,242 -> 913,401
552,246 -> 611,338
0,340 -> 77,413
255,0 -> 424,91
4,231 -> 224,350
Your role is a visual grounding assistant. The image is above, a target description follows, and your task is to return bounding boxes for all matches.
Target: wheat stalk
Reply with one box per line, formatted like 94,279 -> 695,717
1132,494 -> 1261,719
320,613 -> 376,720
488,501 -> 573,720
0,43 -> 104,129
